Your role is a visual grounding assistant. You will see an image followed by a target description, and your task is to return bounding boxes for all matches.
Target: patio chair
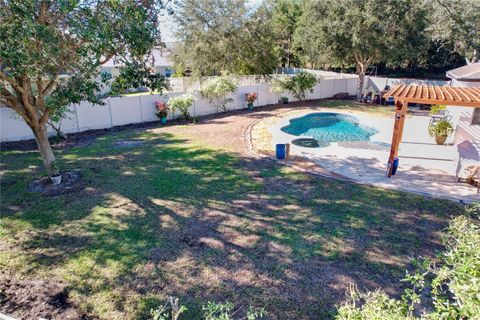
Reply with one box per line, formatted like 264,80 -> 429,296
385,96 -> 395,106
455,140 -> 480,193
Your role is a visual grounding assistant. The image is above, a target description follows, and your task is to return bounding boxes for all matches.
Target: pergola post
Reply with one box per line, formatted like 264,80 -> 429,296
387,100 -> 407,177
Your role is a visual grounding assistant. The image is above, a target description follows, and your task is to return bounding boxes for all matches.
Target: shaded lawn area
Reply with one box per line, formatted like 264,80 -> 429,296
0,119 -> 463,319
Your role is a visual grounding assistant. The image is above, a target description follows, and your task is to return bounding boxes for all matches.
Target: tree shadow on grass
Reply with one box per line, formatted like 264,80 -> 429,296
0,130 -> 464,319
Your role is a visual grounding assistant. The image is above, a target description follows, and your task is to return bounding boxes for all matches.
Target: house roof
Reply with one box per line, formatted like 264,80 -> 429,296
446,63 -> 480,81
102,48 -> 173,68
383,84 -> 480,107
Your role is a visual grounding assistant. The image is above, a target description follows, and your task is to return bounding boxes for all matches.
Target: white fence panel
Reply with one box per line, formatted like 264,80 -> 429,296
257,84 -> 276,106
321,79 -> 336,98
56,105 -> 79,134
227,92 -> 239,111
237,85 -> 257,110
76,101 -> 111,131
0,108 -> 34,142
307,83 -> 323,100
334,79 -> 348,94
346,78 -> 358,96
140,94 -> 162,122
109,96 -> 143,126
1,70 -> 369,142
193,91 -> 215,116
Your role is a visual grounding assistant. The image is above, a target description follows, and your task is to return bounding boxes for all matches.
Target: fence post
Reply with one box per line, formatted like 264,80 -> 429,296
107,98 -> 113,128
320,78 -> 324,99
138,96 -> 144,122
73,103 -> 80,132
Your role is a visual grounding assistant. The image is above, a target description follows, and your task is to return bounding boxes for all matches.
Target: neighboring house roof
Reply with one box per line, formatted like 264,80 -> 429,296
102,47 -> 174,68
446,63 -> 480,81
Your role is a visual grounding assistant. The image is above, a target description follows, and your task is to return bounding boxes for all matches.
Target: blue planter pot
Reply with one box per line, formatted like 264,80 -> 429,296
160,117 -> 167,125
391,157 -> 399,175
276,144 -> 286,160
247,102 -> 254,111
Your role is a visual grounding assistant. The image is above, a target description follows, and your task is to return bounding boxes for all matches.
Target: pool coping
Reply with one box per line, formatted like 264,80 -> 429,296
247,109 -> 477,204
271,110 -> 388,150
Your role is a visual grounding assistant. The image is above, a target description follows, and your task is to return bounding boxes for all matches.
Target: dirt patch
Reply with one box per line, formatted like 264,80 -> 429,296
0,121 -> 165,152
27,171 -> 83,196
0,275 -> 93,320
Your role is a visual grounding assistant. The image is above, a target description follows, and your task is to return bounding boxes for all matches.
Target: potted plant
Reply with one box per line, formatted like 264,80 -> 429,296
50,161 -> 61,185
155,101 -> 169,124
428,120 -> 454,145
245,92 -> 257,111
279,96 -> 289,104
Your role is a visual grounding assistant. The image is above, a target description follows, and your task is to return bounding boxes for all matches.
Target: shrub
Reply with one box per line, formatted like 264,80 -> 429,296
282,71 -> 317,100
201,76 -> 237,112
336,203 -> 480,319
150,298 -> 266,320
279,96 -> 289,104
169,93 -> 195,119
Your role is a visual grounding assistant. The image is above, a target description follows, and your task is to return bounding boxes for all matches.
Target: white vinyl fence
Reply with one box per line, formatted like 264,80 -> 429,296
363,76 -> 450,94
0,74 -> 359,142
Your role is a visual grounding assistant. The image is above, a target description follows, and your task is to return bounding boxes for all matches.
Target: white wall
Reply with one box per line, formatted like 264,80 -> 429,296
364,76 -> 451,94
447,79 -> 480,145
0,75 -> 359,142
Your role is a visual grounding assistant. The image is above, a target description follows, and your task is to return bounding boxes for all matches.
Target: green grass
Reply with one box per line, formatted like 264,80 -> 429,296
0,126 -> 464,319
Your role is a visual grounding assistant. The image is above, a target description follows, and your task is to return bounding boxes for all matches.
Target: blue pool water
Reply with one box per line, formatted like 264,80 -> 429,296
281,113 -> 378,147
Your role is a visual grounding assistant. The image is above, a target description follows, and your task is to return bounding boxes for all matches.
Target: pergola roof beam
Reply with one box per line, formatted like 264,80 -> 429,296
383,85 -> 480,107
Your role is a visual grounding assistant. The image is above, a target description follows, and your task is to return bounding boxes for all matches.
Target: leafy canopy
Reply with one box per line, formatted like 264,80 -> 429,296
0,0 -> 169,175
172,0 -> 276,76
268,0 -> 303,67
431,0 -> 480,64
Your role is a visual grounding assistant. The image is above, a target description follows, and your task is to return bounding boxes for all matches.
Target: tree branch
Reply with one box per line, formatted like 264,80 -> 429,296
42,74 -> 59,96
0,70 -> 25,94
0,87 -> 33,127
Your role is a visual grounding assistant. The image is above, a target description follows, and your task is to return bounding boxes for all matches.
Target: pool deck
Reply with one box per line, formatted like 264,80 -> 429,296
267,110 -> 478,203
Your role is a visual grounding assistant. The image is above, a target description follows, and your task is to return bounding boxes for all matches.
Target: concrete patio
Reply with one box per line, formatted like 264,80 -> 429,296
268,110 -> 478,203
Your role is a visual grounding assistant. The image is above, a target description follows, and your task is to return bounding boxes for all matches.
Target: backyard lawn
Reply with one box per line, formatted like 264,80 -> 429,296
0,102 -> 464,319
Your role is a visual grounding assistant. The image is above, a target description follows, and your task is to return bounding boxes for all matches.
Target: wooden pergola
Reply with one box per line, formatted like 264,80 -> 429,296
382,85 -> 480,177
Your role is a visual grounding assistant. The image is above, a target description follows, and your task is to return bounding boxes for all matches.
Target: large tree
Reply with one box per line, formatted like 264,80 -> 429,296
0,0 -> 169,176
432,0 -> 480,64
268,0 -> 303,68
295,0 -> 429,100
172,0 -> 276,76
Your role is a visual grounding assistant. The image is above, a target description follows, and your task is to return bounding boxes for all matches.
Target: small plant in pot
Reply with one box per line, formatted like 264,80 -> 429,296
155,101 -> 169,124
245,92 -> 257,111
50,161 -> 61,185
428,120 -> 454,145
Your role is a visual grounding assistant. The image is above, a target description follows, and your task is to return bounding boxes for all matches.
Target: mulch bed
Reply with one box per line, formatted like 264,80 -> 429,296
26,171 -> 83,196
0,275 -> 93,320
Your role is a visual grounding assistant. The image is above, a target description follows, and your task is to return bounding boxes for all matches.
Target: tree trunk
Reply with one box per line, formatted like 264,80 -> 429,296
32,124 -> 58,176
356,62 -> 369,101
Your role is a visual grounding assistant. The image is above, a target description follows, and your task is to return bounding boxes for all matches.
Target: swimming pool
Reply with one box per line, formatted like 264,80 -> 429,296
281,112 -> 378,147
